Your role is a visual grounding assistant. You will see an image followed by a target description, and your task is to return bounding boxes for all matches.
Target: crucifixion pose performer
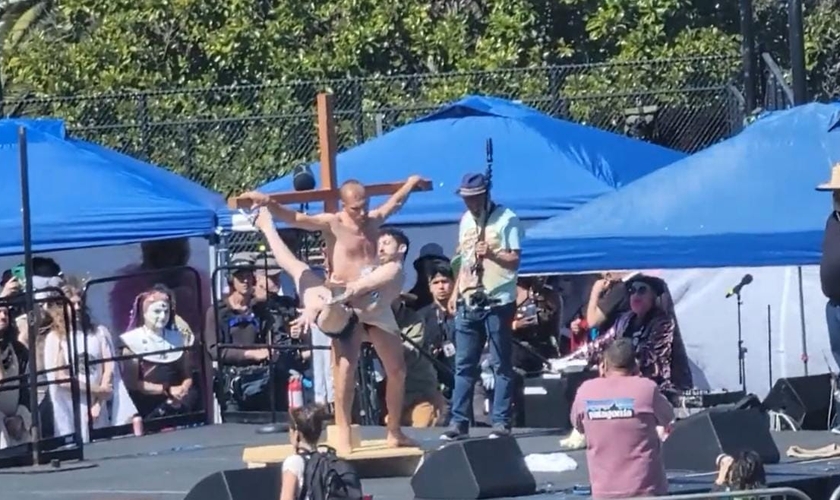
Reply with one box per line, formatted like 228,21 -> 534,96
240,175 -> 427,453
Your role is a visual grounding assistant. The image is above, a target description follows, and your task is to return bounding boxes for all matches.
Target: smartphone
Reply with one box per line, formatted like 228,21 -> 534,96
11,265 -> 25,286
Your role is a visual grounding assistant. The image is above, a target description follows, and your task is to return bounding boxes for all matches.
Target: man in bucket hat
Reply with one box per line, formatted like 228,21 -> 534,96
441,172 -> 524,441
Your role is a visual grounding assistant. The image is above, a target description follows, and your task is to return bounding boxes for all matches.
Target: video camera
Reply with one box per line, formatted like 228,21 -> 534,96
463,286 -> 501,311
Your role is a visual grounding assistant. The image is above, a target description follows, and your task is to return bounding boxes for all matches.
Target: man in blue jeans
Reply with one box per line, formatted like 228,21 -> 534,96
441,173 -> 523,440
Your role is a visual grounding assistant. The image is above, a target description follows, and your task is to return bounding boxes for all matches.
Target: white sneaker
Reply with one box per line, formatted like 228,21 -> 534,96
559,428 -> 586,450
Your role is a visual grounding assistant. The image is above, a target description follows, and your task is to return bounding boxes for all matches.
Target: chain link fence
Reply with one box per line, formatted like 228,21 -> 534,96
4,55 -> 742,202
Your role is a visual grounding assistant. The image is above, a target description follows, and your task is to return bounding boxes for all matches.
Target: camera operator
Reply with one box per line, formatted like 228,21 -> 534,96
441,173 -> 523,441
205,253 -> 301,416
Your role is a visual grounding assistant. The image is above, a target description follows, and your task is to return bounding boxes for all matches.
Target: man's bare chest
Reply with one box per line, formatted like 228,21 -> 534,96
332,222 -> 377,257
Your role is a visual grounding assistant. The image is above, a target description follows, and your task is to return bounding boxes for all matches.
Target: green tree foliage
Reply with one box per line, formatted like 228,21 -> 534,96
0,0 -> 837,194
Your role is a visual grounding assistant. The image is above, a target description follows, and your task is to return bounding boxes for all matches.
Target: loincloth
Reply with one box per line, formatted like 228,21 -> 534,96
356,305 -> 401,336
329,285 -> 400,336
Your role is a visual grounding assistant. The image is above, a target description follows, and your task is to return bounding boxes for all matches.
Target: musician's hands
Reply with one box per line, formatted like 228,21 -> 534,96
474,241 -> 489,259
447,292 -> 458,316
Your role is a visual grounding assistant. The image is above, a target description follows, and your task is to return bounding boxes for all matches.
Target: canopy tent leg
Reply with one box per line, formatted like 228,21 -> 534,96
797,266 -> 809,375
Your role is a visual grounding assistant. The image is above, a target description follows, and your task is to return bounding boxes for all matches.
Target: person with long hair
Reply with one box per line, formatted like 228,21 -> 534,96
42,277 -> 131,442
714,451 -> 766,493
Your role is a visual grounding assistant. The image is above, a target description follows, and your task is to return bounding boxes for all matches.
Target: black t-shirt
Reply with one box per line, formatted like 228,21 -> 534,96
821,213 -> 840,303
216,304 -> 262,366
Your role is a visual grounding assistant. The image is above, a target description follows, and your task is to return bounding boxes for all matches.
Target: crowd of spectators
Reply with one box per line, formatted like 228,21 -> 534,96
0,227 -> 716,500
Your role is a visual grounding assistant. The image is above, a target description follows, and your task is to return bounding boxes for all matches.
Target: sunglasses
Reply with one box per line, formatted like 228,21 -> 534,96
628,284 -> 650,295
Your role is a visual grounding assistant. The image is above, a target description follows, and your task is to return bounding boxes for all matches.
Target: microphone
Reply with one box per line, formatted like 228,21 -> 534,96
725,274 -> 754,299
292,165 -> 316,192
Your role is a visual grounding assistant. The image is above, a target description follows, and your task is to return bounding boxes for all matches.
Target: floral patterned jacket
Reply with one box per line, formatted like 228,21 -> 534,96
584,307 -> 693,393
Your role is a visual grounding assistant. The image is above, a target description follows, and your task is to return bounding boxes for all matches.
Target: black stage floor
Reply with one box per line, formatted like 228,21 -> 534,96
4,425 -> 840,500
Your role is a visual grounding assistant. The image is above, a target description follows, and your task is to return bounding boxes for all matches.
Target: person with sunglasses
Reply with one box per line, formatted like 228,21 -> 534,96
564,275 -> 692,402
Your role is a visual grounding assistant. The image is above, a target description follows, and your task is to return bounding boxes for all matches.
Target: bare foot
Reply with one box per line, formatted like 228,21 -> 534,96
386,429 -> 418,448
330,425 -> 354,455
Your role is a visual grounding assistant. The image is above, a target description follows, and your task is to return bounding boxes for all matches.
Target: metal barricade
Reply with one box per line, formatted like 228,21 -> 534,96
80,266 -> 208,440
0,290 -> 85,468
210,264 -> 330,425
631,487 -> 811,500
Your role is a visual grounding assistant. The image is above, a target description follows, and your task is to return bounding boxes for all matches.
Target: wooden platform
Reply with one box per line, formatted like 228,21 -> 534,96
242,425 -> 424,478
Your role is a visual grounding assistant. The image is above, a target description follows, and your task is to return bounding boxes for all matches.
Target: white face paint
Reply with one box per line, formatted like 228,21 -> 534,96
143,300 -> 170,331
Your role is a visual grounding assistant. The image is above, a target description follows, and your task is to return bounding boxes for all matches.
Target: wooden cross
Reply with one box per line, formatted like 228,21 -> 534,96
227,93 -> 432,212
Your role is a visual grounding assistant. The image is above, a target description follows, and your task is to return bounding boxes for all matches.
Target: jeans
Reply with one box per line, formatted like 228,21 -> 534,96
826,301 -> 840,369
450,302 -> 516,429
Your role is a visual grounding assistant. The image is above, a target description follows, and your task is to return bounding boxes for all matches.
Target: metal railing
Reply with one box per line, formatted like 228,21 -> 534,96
632,486 -> 811,500
4,56 -> 741,198
79,266 -> 209,440
209,263 -> 329,424
0,291 -> 85,467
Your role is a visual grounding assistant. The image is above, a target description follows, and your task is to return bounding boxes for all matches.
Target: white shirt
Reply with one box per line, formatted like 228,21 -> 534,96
282,453 -> 306,490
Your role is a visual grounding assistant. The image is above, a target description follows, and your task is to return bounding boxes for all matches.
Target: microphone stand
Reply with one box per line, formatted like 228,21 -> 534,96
257,247 -> 288,434
736,290 -> 747,394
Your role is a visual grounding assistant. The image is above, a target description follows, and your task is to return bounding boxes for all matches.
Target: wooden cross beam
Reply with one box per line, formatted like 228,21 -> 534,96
228,93 -> 432,212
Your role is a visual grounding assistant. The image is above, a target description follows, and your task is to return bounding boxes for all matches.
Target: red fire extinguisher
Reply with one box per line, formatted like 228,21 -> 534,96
287,377 -> 304,410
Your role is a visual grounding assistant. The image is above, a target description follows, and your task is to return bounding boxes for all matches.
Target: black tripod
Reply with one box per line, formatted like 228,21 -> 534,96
735,290 -> 748,393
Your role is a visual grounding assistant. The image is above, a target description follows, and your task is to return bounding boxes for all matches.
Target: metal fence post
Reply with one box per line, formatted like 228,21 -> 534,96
136,94 -> 152,161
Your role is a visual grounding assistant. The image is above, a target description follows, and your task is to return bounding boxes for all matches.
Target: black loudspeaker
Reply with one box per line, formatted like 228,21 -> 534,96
184,465 -> 281,500
662,408 -> 780,472
522,371 -> 596,429
411,436 -> 536,499
763,374 -> 833,430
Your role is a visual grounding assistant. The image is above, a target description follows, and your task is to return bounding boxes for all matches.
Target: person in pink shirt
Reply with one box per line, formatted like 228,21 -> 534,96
571,338 -> 675,499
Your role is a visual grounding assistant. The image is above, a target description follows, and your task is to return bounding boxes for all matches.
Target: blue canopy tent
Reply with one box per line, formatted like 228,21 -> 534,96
0,119 -> 226,255
219,95 -> 684,228
520,102 -> 840,275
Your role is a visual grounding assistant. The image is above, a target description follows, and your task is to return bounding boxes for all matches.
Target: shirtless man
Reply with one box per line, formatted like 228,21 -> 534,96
240,175 -> 427,451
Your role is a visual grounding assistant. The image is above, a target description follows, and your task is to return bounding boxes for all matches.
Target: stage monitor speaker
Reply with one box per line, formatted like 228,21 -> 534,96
763,373 -> 833,430
662,408 -> 780,472
411,436 -> 536,499
522,371 -> 596,429
184,465 -> 281,500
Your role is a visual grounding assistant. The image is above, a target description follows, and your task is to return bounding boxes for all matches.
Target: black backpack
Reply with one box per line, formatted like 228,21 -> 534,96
298,446 -> 363,500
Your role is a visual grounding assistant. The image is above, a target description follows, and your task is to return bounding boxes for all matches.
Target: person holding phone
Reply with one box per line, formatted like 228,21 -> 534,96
511,277 -> 561,375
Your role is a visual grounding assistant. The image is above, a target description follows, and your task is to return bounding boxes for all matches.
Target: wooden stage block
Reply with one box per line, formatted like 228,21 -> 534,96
241,426 -> 424,478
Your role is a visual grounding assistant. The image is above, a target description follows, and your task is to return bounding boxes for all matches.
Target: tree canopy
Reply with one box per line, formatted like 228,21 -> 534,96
0,0 -> 837,194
